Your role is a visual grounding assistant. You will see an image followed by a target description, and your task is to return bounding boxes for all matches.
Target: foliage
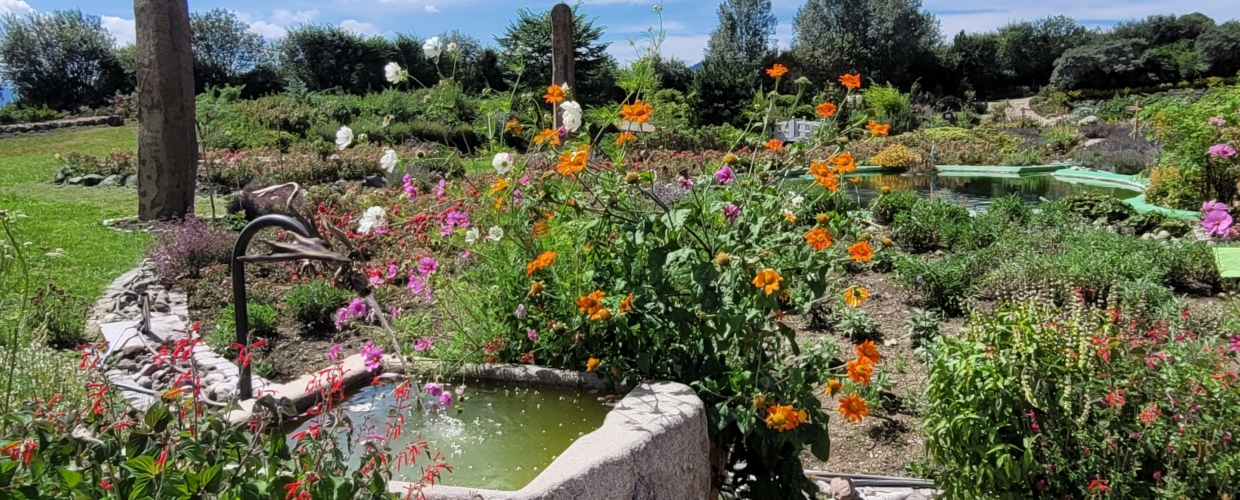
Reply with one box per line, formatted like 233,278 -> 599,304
924,301 -> 1240,499
1071,133 -> 1160,175
871,144 -> 923,169
1196,21 -> 1240,77
209,302 -> 278,352
891,198 -> 970,253
189,9 -> 268,93
704,0 -> 777,79
278,24 -> 396,95
691,55 -> 758,127
28,283 -> 88,349
870,189 -> 919,225
1051,38 -> 1152,90
894,253 -> 977,316
56,149 -> 135,178
148,217 -> 234,283
0,9 -> 130,110
835,306 -> 881,342
905,307 -> 940,346
285,279 -> 352,331
863,83 -> 920,135
791,0 -> 941,89
495,6 -> 619,107
1143,84 -> 1240,205
0,104 -> 64,125
1062,192 -> 1135,222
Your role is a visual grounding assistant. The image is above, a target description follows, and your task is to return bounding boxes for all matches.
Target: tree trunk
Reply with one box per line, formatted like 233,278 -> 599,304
550,3 -> 575,130
135,0 -> 197,221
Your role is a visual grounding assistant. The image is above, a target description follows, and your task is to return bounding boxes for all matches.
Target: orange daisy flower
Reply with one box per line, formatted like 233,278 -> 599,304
843,286 -> 869,308
752,268 -> 783,296
804,227 -> 833,251
782,210 -> 797,224
829,153 -> 856,174
839,73 -> 861,90
765,138 -> 784,151
526,251 -> 557,276
616,131 -> 636,145
577,290 -> 607,319
854,340 -> 881,365
620,100 -> 653,124
848,241 -> 873,263
838,393 -> 869,423
766,63 -> 789,79
586,357 -> 600,372
620,294 -> 634,313
543,84 -> 565,104
815,102 -> 837,118
825,379 -> 844,397
534,128 -> 561,146
866,120 -> 890,137
489,177 -> 510,195
764,404 -> 807,432
555,145 -> 590,176
846,358 -> 874,385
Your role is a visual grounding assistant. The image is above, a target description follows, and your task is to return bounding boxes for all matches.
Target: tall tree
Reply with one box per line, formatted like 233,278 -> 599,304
791,0 -> 939,88
495,6 -> 618,106
996,16 -> 1091,88
0,10 -> 130,110
705,0 -> 776,77
189,9 -> 266,92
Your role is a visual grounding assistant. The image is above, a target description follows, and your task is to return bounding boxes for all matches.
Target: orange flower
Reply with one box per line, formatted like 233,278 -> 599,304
620,294 -> 634,313
543,85 -> 565,104
586,357 -> 600,372
848,177 -> 860,184
804,227 -> 833,251
527,281 -> 544,297
620,100 -> 653,124
825,379 -> 844,397
815,102 -> 837,118
505,118 -> 523,135
781,210 -> 797,224
766,63 -> 789,79
764,404 -> 807,432
843,286 -> 869,308
809,160 -> 839,191
829,153 -> 856,174
495,196 -> 505,209
765,138 -> 784,151
533,220 -> 550,237
534,128 -> 561,146
838,393 -> 869,423
752,268 -> 783,296
839,73 -> 861,90
854,340 -> 881,365
848,241 -> 873,263
489,177 -> 510,195
577,290 -> 609,320
590,308 -> 612,321
615,131 -> 636,146
555,145 -> 590,176
846,358 -> 874,385
526,251 -> 557,276
866,120 -> 890,137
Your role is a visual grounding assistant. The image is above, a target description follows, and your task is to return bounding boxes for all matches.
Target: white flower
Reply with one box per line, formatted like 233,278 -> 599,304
423,37 -> 443,58
487,226 -> 503,242
464,227 -> 480,245
380,149 -> 399,173
492,152 -> 514,175
789,192 -> 804,208
560,82 -> 571,95
357,206 -> 387,234
561,101 -> 582,133
384,62 -> 405,84
335,126 -> 354,151
446,42 -> 458,52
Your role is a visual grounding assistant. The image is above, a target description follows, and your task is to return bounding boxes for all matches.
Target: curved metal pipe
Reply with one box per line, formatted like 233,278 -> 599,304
231,214 -> 311,400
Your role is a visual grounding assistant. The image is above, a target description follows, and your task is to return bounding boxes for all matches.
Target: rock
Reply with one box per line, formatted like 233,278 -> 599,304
202,373 -> 225,385
52,168 -> 70,184
364,175 -> 387,188
1155,230 -> 1171,240
103,313 -> 119,322
1078,115 -> 1099,126
80,174 -> 104,186
816,481 -> 831,493
67,176 -> 85,185
884,339 -> 898,347
136,376 -> 153,389
905,493 -> 930,500
1142,233 -> 1153,240
829,478 -> 860,500
116,360 -> 137,372
215,383 -> 237,399
106,115 -> 124,127
124,175 -> 139,188
101,175 -> 123,187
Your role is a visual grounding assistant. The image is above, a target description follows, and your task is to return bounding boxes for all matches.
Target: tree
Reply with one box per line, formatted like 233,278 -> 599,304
437,30 -> 509,94
947,30 -> 1002,94
1051,38 -> 1150,90
707,0 -> 777,77
691,52 -> 754,127
190,9 -> 266,92
995,16 -> 1091,88
1197,21 -> 1240,77
791,0 -> 939,89
279,25 -> 393,94
1110,13 -> 1215,47
495,6 -> 619,106
0,10 -> 129,110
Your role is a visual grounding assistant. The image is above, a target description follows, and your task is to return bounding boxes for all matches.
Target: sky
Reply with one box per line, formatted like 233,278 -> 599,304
5,0 -> 1239,65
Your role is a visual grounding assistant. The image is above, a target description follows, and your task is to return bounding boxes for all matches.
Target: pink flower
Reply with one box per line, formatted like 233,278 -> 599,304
335,308 -> 349,331
360,342 -> 383,372
347,298 -> 367,317
1209,143 -> 1237,158
723,203 -> 740,223
414,337 -> 433,351
438,392 -> 453,406
715,166 -> 735,185
328,344 -> 343,360
408,273 -> 432,301
455,385 -> 465,396
677,177 -> 693,190
1202,199 -> 1227,213
418,256 -> 438,275
519,176 -> 531,186
424,382 -> 443,396
1230,335 -> 1240,351
402,174 -> 418,200
1202,208 -> 1233,237
1210,117 -> 1227,127
515,304 -> 526,319
387,264 -> 398,278
434,179 -> 446,198
528,329 -> 539,341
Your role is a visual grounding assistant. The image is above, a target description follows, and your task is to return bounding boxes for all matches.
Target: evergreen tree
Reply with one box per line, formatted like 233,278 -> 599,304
706,0 -> 777,77
494,6 -> 619,106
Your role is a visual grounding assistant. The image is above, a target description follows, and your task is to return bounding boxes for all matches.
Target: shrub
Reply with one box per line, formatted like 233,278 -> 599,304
871,144 -> 923,169
0,104 -> 64,125
286,279 -> 353,330
870,189 -> 919,225
209,302 -> 278,352
1040,124 -> 1083,152
1000,149 -> 1041,166
1062,192 -> 1135,223
1072,132 -> 1160,175
892,199 -> 970,253
836,307 -> 881,342
925,302 -> 1240,499
985,193 -> 1032,224
905,308 -> 940,347
148,217 -> 235,283
28,284 -> 88,349
57,150 -> 136,178
894,253 -> 977,316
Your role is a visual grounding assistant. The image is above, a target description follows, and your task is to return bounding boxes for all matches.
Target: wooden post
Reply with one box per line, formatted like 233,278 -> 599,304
135,0 -> 197,221
550,3 -> 574,129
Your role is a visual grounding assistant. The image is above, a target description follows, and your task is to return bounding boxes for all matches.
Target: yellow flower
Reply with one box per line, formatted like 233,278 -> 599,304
527,281 -> 544,297
724,153 -> 740,165
586,357 -> 600,372
843,286 -> 869,307
825,379 -> 844,397
752,269 -> 783,296
489,177 -> 510,195
838,393 -> 869,423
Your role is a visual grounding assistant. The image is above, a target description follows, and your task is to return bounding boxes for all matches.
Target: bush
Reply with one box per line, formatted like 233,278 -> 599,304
894,253 -> 977,316
209,302 -> 278,352
870,189 -> 919,225
147,217 -> 235,283
835,307 -> 880,342
871,144 -> 923,169
1072,131 -> 1160,175
905,308 -> 940,347
1062,192 -> 1135,222
891,199 -> 970,253
0,104 -> 64,125
286,279 -> 352,330
57,149 -> 135,178
925,302 -> 1240,499
985,193 -> 1031,224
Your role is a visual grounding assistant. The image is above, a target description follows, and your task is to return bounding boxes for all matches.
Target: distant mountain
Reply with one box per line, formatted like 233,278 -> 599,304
690,62 -> 703,71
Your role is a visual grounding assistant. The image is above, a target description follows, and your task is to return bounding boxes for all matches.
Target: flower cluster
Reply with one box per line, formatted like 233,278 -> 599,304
1200,199 -> 1234,238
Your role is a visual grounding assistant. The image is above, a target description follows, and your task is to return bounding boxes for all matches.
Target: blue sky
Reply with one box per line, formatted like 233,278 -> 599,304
5,0 -> 1238,65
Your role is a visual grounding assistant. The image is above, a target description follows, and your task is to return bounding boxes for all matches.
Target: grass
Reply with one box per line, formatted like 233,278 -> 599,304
0,125 -> 222,300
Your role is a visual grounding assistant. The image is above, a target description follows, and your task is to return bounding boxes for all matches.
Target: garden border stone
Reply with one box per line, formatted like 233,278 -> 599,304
0,115 -> 123,136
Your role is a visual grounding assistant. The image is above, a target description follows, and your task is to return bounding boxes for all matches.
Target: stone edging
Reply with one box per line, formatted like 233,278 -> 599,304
0,115 -> 124,136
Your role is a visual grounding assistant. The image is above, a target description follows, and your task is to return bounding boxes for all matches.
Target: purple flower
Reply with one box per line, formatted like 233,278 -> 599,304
328,344 -> 343,360
347,298 -> 367,318
441,210 -> 471,236
438,392 -> 453,406
677,177 -> 693,190
519,176 -> 531,186
1202,199 -> 1227,214
387,264 -> 399,279
414,337 -> 433,351
515,304 -> 527,319
715,166 -> 735,185
390,307 -> 400,319
528,329 -> 539,341
557,127 -> 567,138
402,174 -> 418,200
1230,335 -> 1240,351
1210,117 -> 1227,127
360,342 -> 383,372
1209,143 -> 1237,158
418,256 -> 438,275
424,382 -> 443,397
435,179 -> 447,198
514,189 -> 523,205
1203,209 -> 1234,237
723,203 -> 741,223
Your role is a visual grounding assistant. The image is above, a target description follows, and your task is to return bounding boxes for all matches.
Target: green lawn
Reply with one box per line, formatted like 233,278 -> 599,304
0,126 -> 220,300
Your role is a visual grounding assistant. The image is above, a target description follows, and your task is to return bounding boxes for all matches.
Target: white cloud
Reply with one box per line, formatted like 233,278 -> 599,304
340,19 -> 380,35
0,0 -> 34,17
248,21 -> 288,39
425,5 -> 439,13
101,16 -> 135,46
271,9 -> 319,26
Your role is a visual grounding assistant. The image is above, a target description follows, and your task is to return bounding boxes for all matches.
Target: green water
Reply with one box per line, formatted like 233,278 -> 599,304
291,381 -> 613,491
844,173 -> 1142,212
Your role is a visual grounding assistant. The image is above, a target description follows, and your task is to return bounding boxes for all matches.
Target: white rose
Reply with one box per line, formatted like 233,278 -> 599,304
423,36 -> 443,58
380,149 -> 398,173
560,101 -> 582,133
357,206 -> 387,234
384,62 -> 404,84
335,126 -> 354,151
464,227 -> 480,245
487,226 -> 503,242
492,152 -> 514,175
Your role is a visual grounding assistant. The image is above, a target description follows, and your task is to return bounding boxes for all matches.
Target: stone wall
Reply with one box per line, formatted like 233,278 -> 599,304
0,115 -> 124,136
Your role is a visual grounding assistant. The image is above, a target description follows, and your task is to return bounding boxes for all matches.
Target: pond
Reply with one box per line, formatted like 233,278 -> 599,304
290,380 -> 614,491
840,173 -> 1142,212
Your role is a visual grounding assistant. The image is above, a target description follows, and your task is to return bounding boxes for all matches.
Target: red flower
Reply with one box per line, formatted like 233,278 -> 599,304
1089,478 -> 1110,492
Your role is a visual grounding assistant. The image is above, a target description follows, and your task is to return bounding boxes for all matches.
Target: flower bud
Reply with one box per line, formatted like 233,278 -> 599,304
881,236 -> 894,247
714,252 -> 732,266
624,172 -> 640,185
880,186 -> 892,194
724,154 -> 739,165
860,232 -> 872,242
816,213 -> 830,226
527,281 -> 544,297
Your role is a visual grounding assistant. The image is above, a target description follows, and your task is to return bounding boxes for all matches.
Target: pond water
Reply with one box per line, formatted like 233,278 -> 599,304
289,380 -> 613,491
840,173 -> 1142,212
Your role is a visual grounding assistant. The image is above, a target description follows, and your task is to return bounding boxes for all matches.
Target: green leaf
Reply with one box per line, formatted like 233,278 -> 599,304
57,468 -> 82,489
661,209 -> 690,232
123,456 -> 156,479
143,404 -> 171,433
